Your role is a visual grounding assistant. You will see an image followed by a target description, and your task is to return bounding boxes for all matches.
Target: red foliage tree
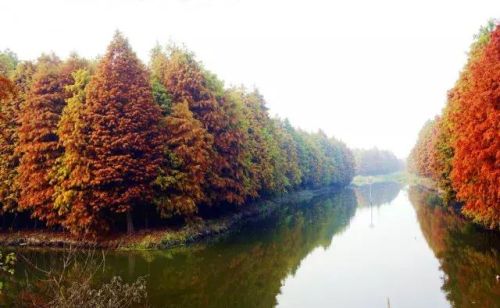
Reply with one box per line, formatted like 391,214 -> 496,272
63,33 -> 163,235
450,26 -> 500,229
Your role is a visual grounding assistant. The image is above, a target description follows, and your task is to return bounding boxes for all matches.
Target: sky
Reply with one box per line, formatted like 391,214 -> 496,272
1,0 -> 498,158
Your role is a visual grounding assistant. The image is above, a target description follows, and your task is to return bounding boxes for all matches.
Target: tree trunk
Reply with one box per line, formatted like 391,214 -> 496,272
126,209 -> 134,235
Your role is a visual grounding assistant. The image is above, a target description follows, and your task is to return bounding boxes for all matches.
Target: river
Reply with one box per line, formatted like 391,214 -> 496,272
3,183 -> 500,307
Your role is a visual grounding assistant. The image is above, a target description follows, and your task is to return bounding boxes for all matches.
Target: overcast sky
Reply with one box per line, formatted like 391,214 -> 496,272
1,0 -> 498,158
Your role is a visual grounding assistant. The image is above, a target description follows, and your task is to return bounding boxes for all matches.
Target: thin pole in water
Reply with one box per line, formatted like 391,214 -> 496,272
369,181 -> 374,228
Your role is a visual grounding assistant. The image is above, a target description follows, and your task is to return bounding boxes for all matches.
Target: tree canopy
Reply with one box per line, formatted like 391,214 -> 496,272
0,34 -> 355,236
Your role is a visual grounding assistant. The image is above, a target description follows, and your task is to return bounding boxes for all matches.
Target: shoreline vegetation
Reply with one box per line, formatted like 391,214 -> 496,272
408,22 -> 499,230
0,33 -> 356,238
0,172 -> 446,251
0,187 -> 337,250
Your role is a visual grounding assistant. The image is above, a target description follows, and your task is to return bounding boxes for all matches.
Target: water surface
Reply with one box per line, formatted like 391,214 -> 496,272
5,183 -> 500,307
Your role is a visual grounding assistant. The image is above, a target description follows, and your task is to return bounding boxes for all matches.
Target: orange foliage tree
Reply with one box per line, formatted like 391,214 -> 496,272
62,33 -> 163,235
450,25 -> 500,229
409,22 -> 499,229
0,75 -> 18,213
17,57 -> 68,226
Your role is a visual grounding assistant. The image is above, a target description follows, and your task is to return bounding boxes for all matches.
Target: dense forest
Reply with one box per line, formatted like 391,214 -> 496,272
353,148 -> 404,176
0,33 -> 355,237
408,22 -> 499,230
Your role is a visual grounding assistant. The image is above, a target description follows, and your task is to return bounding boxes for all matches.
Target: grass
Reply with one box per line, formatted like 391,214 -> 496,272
351,171 -> 439,189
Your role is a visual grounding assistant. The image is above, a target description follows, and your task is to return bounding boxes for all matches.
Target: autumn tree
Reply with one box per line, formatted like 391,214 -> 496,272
17,56 -> 67,226
409,21 -> 499,229
154,101 -> 212,217
408,119 -> 438,178
450,25 -> 500,229
155,47 -> 251,206
0,75 -> 18,213
0,61 -> 36,215
211,90 -> 255,204
239,89 -> 280,194
428,115 -> 455,204
0,35 -> 358,233
61,33 -> 163,235
272,118 -> 302,189
52,69 -> 91,222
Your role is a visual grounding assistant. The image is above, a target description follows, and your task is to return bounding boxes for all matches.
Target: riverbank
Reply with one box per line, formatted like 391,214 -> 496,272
0,187 -> 336,250
352,171 -> 438,189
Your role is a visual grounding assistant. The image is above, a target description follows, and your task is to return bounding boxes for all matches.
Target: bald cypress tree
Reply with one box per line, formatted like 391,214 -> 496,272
158,48 -> 252,206
17,59 -> 67,226
64,33 -> 163,235
53,69 -> 91,223
0,75 -> 18,213
0,62 -> 36,215
155,101 -> 212,217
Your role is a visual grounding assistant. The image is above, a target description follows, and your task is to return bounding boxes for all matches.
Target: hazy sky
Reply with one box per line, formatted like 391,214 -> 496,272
1,0 -> 498,158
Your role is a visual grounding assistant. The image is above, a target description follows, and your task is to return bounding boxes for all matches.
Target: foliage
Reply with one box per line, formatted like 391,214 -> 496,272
53,69 -> 91,221
154,101 -> 212,217
0,50 -> 18,77
17,57 -> 68,226
62,32 -> 163,235
450,25 -> 500,229
0,34 -> 355,236
408,22 -> 499,229
0,76 -> 19,213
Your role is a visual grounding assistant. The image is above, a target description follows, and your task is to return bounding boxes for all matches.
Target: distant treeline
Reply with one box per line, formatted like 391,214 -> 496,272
408,22 -> 499,230
0,32 -> 355,236
353,148 -> 404,176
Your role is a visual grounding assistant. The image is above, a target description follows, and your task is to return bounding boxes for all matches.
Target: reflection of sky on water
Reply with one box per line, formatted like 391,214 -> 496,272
277,189 -> 450,308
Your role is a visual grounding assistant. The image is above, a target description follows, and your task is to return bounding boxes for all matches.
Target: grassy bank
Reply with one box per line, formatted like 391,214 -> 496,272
351,171 -> 437,189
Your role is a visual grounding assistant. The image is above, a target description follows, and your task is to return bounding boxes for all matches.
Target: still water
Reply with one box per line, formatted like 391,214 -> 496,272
5,183 -> 500,307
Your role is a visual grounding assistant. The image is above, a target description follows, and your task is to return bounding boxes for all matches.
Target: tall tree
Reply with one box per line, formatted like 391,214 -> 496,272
53,69 -> 91,221
450,25 -> 500,229
241,90 -> 277,194
17,57 -> 67,226
0,62 -> 36,215
0,75 -> 18,213
408,119 -> 438,178
154,101 -> 212,217
63,33 -> 163,235
158,47 -> 251,205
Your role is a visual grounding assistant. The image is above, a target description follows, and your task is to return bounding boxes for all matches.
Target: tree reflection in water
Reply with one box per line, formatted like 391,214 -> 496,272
409,186 -> 500,308
354,182 -> 402,208
9,188 -> 357,308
